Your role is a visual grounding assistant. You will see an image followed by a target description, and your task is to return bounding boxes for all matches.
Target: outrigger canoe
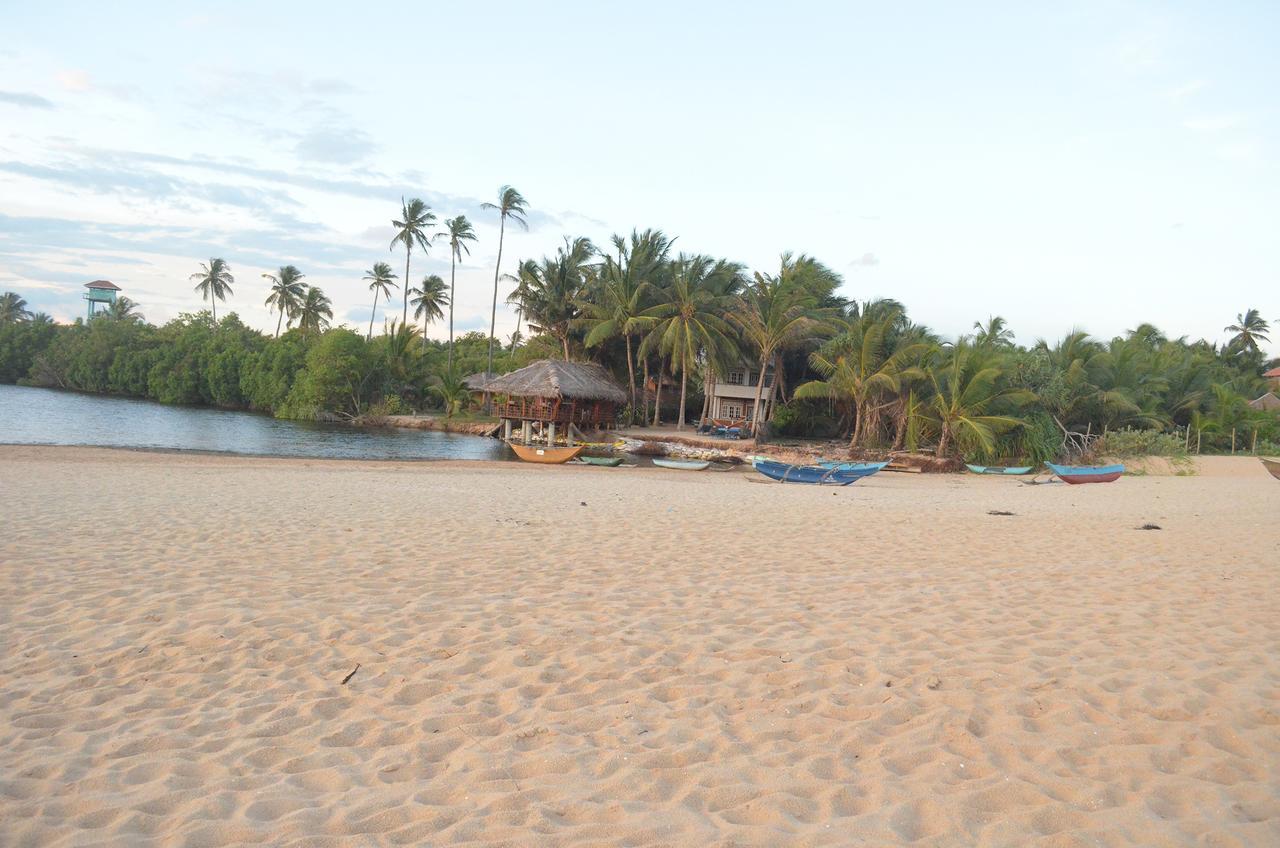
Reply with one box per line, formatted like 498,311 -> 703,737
653,458 -> 711,471
509,443 -> 584,464
966,464 -> 1034,475
754,459 -> 872,486
1046,462 -> 1124,484
818,460 -> 890,475
1261,458 -> 1280,481
574,456 -> 624,467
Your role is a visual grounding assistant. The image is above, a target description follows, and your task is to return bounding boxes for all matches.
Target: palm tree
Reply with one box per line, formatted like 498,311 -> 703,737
927,346 -> 1032,457
579,230 -> 673,422
430,369 -> 471,418
795,316 -> 928,447
1224,309 -> 1271,354
0,292 -> 34,323
521,237 -> 595,359
389,198 -> 436,325
410,274 -> 450,350
480,186 -> 529,387
441,215 -> 477,369
732,258 -> 831,429
262,265 -> 306,337
973,315 -> 1015,348
190,258 -> 234,323
103,296 -> 144,322
640,254 -> 740,429
363,262 -> 399,340
296,286 -> 333,335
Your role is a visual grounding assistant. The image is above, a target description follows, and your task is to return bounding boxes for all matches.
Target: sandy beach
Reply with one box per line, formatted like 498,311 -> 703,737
2,445 -> 1277,847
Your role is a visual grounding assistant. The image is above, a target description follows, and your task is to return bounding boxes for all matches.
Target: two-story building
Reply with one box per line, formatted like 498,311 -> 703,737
705,364 -> 777,432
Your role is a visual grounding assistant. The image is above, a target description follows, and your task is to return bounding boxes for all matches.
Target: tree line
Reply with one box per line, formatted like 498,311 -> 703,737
2,217 -> 1277,460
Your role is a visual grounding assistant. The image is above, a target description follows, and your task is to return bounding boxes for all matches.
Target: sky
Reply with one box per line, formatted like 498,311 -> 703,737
0,1 -> 1276,354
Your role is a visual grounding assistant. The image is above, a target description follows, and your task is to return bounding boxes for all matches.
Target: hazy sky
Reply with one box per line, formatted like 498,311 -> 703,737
1,1 -> 1276,353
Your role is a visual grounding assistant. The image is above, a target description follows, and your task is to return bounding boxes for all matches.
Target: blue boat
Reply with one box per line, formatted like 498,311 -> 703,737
1045,462 -> 1124,484
817,460 -> 890,475
754,459 -> 875,485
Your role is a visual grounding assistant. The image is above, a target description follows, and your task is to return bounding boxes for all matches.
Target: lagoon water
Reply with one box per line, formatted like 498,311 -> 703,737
0,384 -> 511,461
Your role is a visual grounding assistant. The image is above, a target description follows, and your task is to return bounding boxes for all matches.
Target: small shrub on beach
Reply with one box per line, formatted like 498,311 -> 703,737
1095,428 -> 1189,458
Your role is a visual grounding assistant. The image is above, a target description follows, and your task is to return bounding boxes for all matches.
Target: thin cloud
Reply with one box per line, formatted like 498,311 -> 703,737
849,252 -> 879,268
1183,114 -> 1245,133
0,90 -> 55,109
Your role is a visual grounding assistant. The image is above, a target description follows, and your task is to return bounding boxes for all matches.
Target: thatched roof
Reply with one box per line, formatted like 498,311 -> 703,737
1249,392 -> 1280,411
479,359 -> 627,403
462,371 -> 494,391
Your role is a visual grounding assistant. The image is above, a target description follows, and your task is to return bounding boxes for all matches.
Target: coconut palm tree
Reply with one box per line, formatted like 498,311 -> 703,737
410,274 -> 450,350
640,254 -> 740,429
441,215 -> 477,369
521,237 -> 595,360
296,286 -> 333,336
190,258 -> 234,324
732,259 -> 831,429
480,186 -> 529,386
389,197 -> 436,325
973,315 -> 1015,348
1224,309 -> 1271,354
795,316 -> 928,447
578,230 -> 673,422
363,262 -> 398,340
262,265 -> 306,337
103,296 -> 144,323
0,292 -> 34,323
926,346 -> 1032,457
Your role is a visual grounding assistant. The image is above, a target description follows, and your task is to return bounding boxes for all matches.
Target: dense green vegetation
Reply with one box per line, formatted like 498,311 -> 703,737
3,200 -> 1276,462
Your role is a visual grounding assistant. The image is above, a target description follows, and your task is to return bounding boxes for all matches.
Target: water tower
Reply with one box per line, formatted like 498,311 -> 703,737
84,280 -> 121,318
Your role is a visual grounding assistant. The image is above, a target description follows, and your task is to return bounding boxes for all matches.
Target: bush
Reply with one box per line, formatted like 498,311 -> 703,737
1095,427 -> 1188,458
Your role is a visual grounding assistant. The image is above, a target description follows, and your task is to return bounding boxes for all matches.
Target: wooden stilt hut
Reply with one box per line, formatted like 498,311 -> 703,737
479,360 -> 627,447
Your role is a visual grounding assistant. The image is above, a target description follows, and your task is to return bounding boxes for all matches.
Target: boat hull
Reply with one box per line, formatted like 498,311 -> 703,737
755,459 -> 868,485
509,443 -> 585,464
1261,458 -> 1280,481
1046,462 -> 1124,484
575,456 -> 623,467
818,461 -> 890,475
653,458 -> 710,471
966,464 -> 1033,475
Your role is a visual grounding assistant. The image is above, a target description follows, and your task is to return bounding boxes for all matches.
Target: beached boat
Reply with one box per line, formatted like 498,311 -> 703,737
653,458 -> 711,471
754,459 -> 871,485
966,464 -> 1034,475
818,460 -> 890,475
509,443 -> 584,464
1046,462 -> 1124,484
574,455 -> 623,467
1261,458 -> 1280,481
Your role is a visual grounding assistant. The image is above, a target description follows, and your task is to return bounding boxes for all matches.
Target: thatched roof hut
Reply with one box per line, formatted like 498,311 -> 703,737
481,360 -> 627,404
462,371 -> 495,392
484,360 -> 627,440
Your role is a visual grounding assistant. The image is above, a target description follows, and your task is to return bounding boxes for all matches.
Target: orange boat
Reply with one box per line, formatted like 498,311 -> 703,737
509,443 -> 584,464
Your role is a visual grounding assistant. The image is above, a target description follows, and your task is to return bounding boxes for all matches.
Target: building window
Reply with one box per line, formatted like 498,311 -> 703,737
726,370 -> 745,385
722,401 -> 745,420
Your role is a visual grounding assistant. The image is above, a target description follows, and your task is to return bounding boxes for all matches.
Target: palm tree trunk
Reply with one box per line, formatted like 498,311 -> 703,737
211,294 -> 217,326
561,334 -> 570,360
275,309 -> 283,338
936,424 -> 951,458
368,291 -> 378,340
624,333 -> 637,425
652,358 -> 663,426
850,398 -> 864,448
677,360 -> 688,430
641,357 -> 650,426
486,217 -> 507,395
447,252 -> 456,370
700,367 -> 714,424
422,311 -> 428,352
403,249 -> 411,325
750,351 -> 769,434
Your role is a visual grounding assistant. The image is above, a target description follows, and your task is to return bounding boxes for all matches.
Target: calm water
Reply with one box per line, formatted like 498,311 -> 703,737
0,384 -> 511,461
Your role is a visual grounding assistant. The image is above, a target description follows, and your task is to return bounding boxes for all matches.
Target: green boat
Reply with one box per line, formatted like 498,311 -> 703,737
966,464 -> 1033,475
574,456 -> 624,467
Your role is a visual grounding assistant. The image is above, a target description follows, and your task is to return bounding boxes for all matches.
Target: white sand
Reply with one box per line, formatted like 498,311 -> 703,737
2,446 -> 1278,847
